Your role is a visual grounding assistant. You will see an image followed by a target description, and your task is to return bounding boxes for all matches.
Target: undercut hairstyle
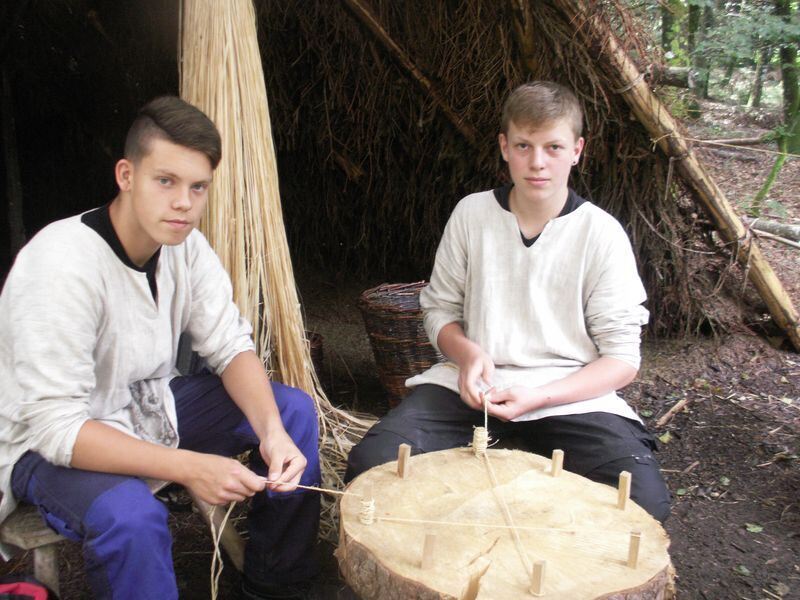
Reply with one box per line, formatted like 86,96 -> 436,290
124,96 -> 222,169
500,81 -> 583,139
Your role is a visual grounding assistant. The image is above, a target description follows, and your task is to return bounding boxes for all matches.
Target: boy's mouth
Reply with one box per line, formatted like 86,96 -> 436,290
165,219 -> 191,229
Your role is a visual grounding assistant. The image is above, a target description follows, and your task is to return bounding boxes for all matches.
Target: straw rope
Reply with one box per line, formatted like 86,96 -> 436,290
179,0 -> 374,547
208,502 -> 236,600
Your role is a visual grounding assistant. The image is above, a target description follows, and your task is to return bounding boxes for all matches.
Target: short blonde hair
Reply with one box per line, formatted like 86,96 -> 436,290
500,81 -> 583,139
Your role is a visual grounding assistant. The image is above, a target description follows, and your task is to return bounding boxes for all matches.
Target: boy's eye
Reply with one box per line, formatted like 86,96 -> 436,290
158,177 -> 172,185
550,145 -> 563,151
191,183 -> 209,192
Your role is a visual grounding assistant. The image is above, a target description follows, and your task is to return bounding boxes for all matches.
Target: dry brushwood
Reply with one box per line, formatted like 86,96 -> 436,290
180,0 -> 373,540
255,0 -> 742,338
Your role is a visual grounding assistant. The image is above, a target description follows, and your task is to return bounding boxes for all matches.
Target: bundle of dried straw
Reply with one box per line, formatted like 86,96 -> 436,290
179,0 -> 372,538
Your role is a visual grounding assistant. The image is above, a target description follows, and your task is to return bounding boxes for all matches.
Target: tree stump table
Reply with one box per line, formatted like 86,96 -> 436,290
337,446 -> 674,599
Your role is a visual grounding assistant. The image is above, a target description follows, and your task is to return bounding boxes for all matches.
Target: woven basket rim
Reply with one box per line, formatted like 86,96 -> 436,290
358,281 -> 428,312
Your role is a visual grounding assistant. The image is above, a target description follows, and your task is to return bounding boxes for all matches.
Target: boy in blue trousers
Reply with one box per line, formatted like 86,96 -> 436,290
346,82 -> 671,523
0,96 -> 320,599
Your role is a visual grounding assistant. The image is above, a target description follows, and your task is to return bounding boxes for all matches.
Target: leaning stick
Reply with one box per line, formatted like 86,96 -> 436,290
554,0 -> 800,351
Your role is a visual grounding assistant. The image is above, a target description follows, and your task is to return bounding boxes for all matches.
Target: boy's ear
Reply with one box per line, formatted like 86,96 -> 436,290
115,159 -> 134,191
498,133 -> 509,162
573,136 -> 585,162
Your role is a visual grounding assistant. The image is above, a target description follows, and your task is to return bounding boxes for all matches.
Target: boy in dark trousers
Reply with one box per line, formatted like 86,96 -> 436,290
346,81 -> 670,523
0,96 -> 320,599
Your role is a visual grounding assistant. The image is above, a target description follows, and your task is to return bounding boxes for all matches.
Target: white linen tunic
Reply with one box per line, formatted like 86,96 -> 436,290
0,214 -> 254,526
406,189 -> 649,422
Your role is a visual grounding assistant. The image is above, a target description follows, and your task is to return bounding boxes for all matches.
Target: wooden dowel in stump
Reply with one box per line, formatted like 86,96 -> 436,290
461,557 -> 491,600
550,449 -> 564,477
359,484 -> 375,525
397,443 -> 411,478
421,533 -> 436,569
530,560 -> 546,596
628,531 -> 642,568
617,471 -> 632,510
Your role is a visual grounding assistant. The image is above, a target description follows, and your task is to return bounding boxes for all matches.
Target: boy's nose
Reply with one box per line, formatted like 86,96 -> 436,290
173,188 -> 192,210
529,147 -> 546,170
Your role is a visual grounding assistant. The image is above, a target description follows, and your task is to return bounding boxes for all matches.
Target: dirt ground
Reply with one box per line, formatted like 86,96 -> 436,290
1,102 -> 798,598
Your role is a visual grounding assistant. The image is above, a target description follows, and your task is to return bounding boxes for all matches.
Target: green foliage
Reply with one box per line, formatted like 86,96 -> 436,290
698,8 -> 799,65
659,87 -> 703,119
628,0 -> 798,106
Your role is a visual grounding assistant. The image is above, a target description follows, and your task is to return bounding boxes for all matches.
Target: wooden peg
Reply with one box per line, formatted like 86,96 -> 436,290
420,533 -> 436,569
617,471 -> 632,510
550,449 -> 564,477
358,484 -> 375,525
461,557 -> 491,600
397,443 -> 411,478
627,531 -> 642,568
530,560 -> 546,596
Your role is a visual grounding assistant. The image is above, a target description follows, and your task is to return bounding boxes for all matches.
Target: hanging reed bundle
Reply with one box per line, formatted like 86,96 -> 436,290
179,0 -> 373,539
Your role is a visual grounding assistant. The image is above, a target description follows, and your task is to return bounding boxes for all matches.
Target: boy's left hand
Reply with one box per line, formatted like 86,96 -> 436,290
485,386 -> 541,421
259,429 -> 307,492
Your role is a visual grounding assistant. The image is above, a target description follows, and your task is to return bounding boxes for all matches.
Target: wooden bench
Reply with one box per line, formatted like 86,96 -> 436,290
0,491 -> 246,596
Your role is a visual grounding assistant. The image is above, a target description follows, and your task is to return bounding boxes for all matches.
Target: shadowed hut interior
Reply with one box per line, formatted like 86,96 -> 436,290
1,0 -> 795,348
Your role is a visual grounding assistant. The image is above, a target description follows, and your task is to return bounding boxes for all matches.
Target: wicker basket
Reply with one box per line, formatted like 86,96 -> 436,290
358,282 -> 444,406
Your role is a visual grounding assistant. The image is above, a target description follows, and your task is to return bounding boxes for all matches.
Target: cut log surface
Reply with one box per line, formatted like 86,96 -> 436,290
338,448 -> 674,599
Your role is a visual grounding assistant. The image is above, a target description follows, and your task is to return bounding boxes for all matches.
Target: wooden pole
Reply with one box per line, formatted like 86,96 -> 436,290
617,471 -> 632,511
340,0 -> 478,146
530,560 -> 546,596
628,531 -> 642,569
397,443 -> 411,478
550,449 -> 564,477
420,533 -> 436,569
553,0 -> 800,351
746,217 -> 800,242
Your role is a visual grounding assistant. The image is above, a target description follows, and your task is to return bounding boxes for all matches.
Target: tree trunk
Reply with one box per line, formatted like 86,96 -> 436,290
687,4 -> 699,55
720,57 -> 736,89
694,5 -> 714,98
551,0 -> 800,351
338,448 -> 675,600
749,46 -> 771,108
775,0 -> 798,145
719,0 -> 739,89
1,65 -> 26,258
751,0 -> 800,214
661,3 -> 676,53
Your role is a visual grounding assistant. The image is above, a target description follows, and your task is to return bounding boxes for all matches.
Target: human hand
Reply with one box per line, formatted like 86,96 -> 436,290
457,349 -> 495,411
259,428 -> 307,492
181,451 -> 266,505
485,386 -> 540,421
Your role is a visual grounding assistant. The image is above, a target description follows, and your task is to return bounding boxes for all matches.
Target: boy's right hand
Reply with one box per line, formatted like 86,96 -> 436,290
457,349 -> 495,410
181,451 -> 266,505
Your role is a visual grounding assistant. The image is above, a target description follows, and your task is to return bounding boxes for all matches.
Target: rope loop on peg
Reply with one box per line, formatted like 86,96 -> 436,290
473,426 -> 489,456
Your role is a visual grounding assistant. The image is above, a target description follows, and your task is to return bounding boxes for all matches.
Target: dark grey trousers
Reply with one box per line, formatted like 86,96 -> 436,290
346,384 -> 671,523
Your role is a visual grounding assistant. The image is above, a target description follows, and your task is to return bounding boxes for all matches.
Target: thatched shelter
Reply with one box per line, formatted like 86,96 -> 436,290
2,0 -> 797,346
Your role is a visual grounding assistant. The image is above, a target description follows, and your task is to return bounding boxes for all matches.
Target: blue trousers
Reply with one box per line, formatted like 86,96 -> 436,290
10,375 -> 321,600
